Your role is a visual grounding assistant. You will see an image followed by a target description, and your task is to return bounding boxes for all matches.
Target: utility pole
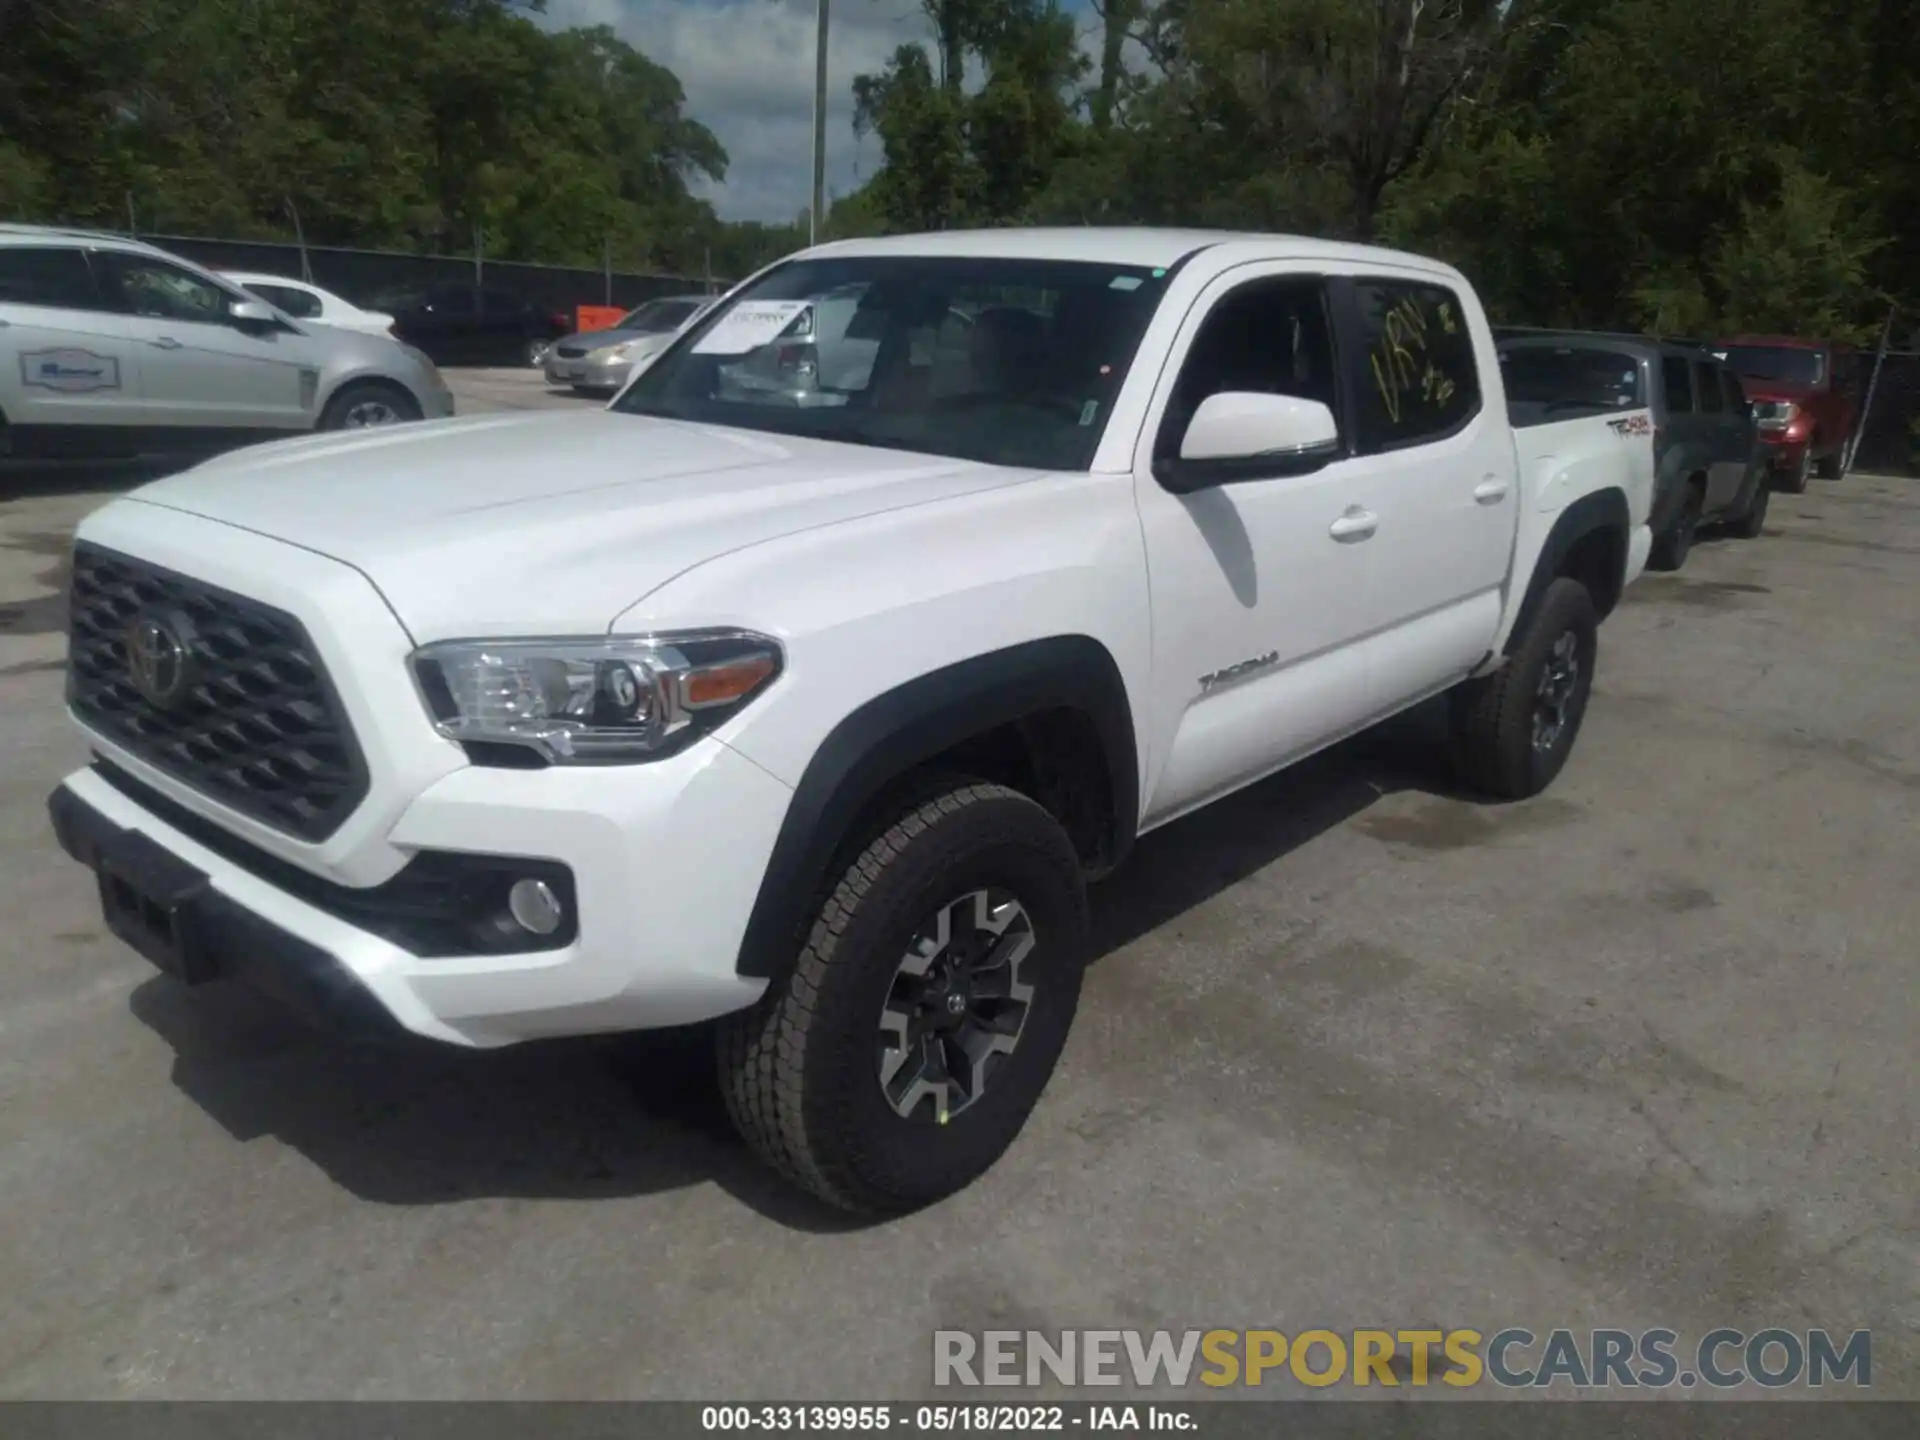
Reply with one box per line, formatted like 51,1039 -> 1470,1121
1845,305 -> 1898,477
810,0 -> 829,247
285,197 -> 312,283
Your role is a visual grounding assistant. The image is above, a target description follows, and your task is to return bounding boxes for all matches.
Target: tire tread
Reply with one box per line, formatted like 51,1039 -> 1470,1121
1451,577 -> 1597,800
719,782 -> 1067,1213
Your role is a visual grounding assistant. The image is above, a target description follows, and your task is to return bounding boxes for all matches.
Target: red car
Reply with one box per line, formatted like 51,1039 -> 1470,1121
1716,336 -> 1861,492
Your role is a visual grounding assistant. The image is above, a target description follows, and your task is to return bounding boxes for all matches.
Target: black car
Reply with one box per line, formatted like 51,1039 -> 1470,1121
374,283 -> 572,368
1498,331 -> 1771,570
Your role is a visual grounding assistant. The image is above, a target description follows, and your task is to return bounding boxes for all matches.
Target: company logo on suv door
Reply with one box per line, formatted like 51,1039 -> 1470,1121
20,348 -> 121,393
1606,413 -> 1652,437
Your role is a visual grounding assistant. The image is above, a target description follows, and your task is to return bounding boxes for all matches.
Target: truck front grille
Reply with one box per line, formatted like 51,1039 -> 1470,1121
65,543 -> 369,842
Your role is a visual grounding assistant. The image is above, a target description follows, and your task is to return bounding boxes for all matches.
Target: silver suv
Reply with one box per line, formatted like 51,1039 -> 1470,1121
0,225 -> 453,463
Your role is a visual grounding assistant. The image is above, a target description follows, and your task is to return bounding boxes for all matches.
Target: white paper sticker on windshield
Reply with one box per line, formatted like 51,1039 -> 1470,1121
692,300 -> 811,355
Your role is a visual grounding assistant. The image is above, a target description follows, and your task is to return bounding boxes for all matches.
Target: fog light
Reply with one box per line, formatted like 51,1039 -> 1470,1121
507,877 -> 564,936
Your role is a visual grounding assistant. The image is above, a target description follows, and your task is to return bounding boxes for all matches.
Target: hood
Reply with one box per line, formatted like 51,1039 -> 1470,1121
127,411 -> 1033,641
559,327 -> 673,352
1732,377 -> 1819,404
298,318 -> 410,361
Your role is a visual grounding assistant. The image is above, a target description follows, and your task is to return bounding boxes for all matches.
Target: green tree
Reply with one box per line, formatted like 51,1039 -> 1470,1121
851,0 -> 1087,232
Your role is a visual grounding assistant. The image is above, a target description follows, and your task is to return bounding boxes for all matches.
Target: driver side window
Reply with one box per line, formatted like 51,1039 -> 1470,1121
1157,279 -> 1341,460
96,252 -> 235,324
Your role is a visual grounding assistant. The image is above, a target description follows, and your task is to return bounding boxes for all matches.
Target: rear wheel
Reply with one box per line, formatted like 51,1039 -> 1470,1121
319,381 -> 420,431
718,782 -> 1089,1215
1449,577 -> 1599,801
525,337 -> 552,368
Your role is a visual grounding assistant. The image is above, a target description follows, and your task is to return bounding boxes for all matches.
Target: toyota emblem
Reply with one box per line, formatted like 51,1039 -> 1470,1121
126,611 -> 191,707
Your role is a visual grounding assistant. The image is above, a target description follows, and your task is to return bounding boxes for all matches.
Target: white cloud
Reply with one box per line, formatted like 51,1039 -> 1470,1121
541,0 -> 936,222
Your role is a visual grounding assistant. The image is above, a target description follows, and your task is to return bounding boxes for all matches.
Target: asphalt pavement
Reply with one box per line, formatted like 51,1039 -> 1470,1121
0,373 -> 1913,1398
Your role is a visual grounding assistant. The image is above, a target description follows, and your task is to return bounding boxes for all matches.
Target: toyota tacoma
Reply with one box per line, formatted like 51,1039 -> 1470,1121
47,229 -> 1656,1215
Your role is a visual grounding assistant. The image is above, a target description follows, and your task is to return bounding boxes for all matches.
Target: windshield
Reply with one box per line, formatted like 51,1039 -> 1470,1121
1499,346 -> 1644,412
614,255 -> 1170,471
619,297 -> 705,333
1719,345 -> 1824,386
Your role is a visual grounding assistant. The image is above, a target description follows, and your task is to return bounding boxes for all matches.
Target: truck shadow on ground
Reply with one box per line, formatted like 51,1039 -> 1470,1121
127,702 -> 1472,1232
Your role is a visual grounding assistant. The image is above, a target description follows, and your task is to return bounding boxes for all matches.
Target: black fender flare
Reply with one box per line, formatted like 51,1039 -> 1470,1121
1653,446 -> 1709,532
1508,487 -> 1631,645
734,635 -> 1139,980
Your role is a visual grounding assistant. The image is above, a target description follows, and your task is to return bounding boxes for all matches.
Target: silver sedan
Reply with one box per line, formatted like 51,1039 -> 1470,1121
544,294 -> 713,395
0,225 -> 452,466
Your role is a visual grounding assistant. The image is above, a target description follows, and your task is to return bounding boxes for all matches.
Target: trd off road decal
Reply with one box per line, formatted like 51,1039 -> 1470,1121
20,349 -> 121,394
1606,413 -> 1652,436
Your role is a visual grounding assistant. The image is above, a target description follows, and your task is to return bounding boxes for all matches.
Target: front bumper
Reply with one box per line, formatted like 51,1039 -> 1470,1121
50,780 -> 413,1043
544,354 -> 631,391
56,501 -> 795,1049
1759,431 -> 1811,467
51,737 -> 790,1047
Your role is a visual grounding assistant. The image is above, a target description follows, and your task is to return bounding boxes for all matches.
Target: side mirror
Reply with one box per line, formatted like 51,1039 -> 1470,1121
229,298 -> 282,329
1155,392 -> 1341,493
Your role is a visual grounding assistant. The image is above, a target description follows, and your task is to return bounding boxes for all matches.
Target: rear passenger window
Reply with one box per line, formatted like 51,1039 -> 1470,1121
1353,280 -> 1481,449
1662,356 -> 1694,413
0,246 -> 103,311
1696,362 -> 1724,413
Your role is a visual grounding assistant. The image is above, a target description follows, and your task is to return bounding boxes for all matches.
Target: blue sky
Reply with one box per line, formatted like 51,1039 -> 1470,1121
539,0 -> 1102,223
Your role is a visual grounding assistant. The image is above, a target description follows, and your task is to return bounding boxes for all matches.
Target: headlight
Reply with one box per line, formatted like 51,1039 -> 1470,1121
410,631 -> 782,764
1754,401 -> 1798,429
587,344 -> 623,364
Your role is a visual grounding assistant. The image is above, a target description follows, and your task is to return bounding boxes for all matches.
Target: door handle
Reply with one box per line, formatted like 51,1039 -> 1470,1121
150,336 -> 183,350
1473,477 -> 1510,504
1329,507 -> 1378,542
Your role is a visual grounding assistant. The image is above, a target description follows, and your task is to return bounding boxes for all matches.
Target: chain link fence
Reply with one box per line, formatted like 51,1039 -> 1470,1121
1853,351 -> 1920,475
27,224 -> 1920,470
128,232 -> 730,316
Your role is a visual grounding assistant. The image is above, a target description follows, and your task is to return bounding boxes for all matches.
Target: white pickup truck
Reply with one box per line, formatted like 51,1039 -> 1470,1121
47,229 -> 1654,1215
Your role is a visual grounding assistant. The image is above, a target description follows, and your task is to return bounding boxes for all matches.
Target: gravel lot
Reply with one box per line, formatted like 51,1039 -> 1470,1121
0,370 -> 1914,1398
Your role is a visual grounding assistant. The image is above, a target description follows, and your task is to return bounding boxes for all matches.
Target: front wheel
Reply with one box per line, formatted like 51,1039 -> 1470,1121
1449,577 -> 1599,801
718,782 -> 1089,1216
319,381 -> 421,430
